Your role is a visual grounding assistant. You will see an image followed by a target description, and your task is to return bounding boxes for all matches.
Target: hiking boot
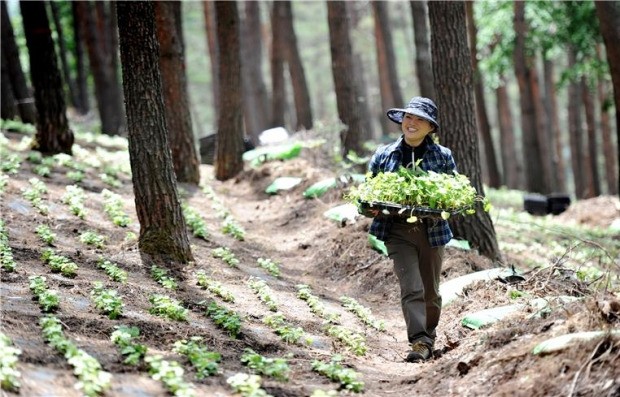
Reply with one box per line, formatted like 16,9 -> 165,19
406,342 -> 432,363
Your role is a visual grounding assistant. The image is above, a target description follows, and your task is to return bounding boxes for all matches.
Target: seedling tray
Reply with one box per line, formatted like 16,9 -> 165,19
358,200 -> 462,219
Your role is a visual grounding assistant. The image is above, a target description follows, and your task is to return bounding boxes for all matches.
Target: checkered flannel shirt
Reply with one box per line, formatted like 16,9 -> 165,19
367,135 -> 457,247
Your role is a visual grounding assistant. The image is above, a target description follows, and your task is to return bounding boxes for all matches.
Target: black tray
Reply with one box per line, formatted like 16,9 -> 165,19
358,200 -> 463,219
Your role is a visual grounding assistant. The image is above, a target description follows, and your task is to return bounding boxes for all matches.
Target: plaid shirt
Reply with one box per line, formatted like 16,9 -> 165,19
367,135 -> 457,247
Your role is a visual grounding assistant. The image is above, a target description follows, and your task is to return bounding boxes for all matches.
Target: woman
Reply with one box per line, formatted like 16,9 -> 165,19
367,96 -> 456,362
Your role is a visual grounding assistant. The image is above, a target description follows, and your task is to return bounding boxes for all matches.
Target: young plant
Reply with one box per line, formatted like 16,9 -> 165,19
257,258 -> 281,277
262,313 -> 306,345
101,189 -> 131,227
247,277 -> 278,311
39,315 -> 112,396
195,271 -> 235,302
35,224 -> 56,246
96,257 -> 128,283
205,301 -> 241,338
99,172 -> 122,188
28,275 -> 60,312
80,231 -> 107,249
67,170 -> 85,183
339,296 -> 385,331
211,247 -> 239,268
182,204 -> 209,239
145,355 -> 196,397
226,373 -> 270,397
296,284 -> 340,324
33,164 -> 51,177
41,249 -> 78,278
110,325 -> 147,365
221,216 -> 245,241
325,325 -> 367,356
149,294 -> 188,321
0,332 -> 21,392
0,173 -> 8,196
0,220 -> 17,271
311,355 -> 364,393
173,337 -> 221,379
151,265 -> 178,289
21,177 -> 49,215
240,348 -> 290,382
0,150 -> 21,174
61,185 -> 88,219
90,282 -> 124,319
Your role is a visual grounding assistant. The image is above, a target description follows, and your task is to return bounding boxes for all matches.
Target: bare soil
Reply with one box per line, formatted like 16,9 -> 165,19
1,130 -> 619,397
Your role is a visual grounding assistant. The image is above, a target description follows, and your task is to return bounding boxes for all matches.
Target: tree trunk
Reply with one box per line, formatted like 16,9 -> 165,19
49,1 -> 79,111
581,77 -> 599,197
327,1 -> 367,156
410,0 -> 435,99
117,0 -> 193,264
528,53 -> 553,193
281,1 -> 313,131
595,1 -> 620,196
20,0 -> 73,155
567,48 -> 585,199
1,1 -> 36,124
214,1 -> 244,181
1,48 -> 17,120
155,1 -> 200,185
373,1 -> 403,135
597,54 -> 618,195
465,1 -> 501,188
428,1 -> 500,262
496,81 -> 521,189
202,0 -> 219,122
543,58 -> 566,193
240,1 -> 269,144
71,2 -> 89,115
76,1 -> 125,136
270,2 -> 287,128
513,1 -> 547,194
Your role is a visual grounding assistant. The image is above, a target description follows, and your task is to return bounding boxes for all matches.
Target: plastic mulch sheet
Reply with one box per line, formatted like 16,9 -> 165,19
265,177 -> 303,195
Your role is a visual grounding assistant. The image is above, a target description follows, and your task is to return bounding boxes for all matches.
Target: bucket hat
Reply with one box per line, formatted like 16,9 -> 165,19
386,97 -> 439,129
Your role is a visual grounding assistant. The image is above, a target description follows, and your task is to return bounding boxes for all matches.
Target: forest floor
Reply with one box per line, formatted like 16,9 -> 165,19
1,125 -> 620,397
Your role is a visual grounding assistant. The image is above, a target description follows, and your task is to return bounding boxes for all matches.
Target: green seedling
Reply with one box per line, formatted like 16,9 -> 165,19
257,258 -> 281,277
325,325 -> 367,356
247,277 -> 278,311
182,204 -> 209,239
22,178 -> 49,215
35,224 -> 56,246
0,173 -> 8,196
41,249 -> 78,277
110,325 -> 147,365
91,282 -> 124,319
151,265 -> 178,289
0,221 -> 16,271
221,216 -> 245,241
311,355 -> 364,393
96,258 -> 128,283
296,284 -> 340,324
80,231 -> 106,249
67,170 -> 85,183
173,337 -> 221,379
62,185 -> 88,219
196,271 -> 235,302
28,275 -> 60,312
206,301 -> 241,338
0,333 -> 22,392
149,294 -> 188,321
226,373 -> 270,397
240,348 -> 290,382
212,247 -> 239,268
145,355 -> 196,397
340,296 -> 385,331
101,189 -> 130,227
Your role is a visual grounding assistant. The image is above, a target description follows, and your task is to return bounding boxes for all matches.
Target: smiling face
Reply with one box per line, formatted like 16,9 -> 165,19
401,113 -> 435,147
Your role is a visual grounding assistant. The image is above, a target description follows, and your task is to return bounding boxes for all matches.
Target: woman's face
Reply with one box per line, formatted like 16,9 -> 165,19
401,113 -> 434,147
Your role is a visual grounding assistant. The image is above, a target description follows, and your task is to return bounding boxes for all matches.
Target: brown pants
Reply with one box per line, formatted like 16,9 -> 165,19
385,222 -> 444,348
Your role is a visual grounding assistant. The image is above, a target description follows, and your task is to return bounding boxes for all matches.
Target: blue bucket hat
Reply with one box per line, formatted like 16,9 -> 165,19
386,97 -> 439,129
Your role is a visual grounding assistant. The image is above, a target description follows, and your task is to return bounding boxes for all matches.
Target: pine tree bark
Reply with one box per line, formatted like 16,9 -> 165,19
155,1 -> 200,185
567,48 -> 585,198
428,1 -> 500,262
270,2 -> 287,128
496,80 -> 521,189
595,1 -> 620,196
20,0 -> 73,155
1,48 -> 17,120
240,1 -> 270,144
465,2 -> 501,188
76,1 -> 125,135
513,1 -> 547,194
327,1 -> 367,156
373,1 -> 403,135
71,2 -> 89,115
543,58 -> 566,192
596,54 -> 618,195
410,0 -> 435,99
214,1 -> 244,181
581,77 -> 599,197
281,1 -> 313,131
117,0 -> 193,264
202,0 -> 219,122
1,1 -> 36,124
49,2 -> 79,111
